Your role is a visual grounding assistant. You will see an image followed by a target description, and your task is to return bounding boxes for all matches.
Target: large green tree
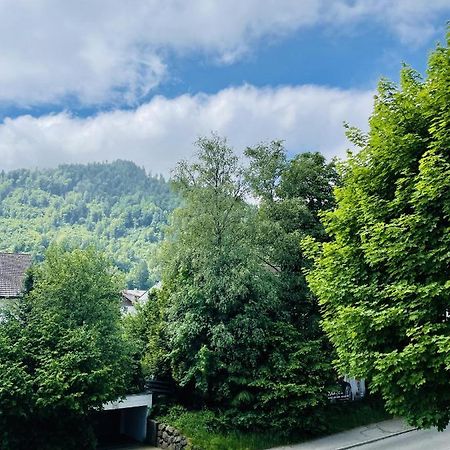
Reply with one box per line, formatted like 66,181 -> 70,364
245,143 -> 339,320
245,143 -> 339,428
0,247 -> 131,449
158,136 -> 279,424
146,136 -> 337,431
305,35 -> 450,429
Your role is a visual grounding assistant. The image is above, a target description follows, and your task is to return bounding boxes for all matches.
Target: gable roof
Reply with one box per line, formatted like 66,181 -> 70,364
0,253 -> 32,298
122,289 -> 149,303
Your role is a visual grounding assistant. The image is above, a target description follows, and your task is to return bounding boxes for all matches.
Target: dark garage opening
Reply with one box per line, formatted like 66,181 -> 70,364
93,394 -> 152,448
94,410 -> 139,448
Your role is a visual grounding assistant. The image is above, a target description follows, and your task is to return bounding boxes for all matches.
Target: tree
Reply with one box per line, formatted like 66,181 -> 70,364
128,260 -> 151,289
0,247 -> 131,449
246,145 -> 339,332
0,160 -> 177,287
305,34 -> 450,430
146,136 -> 337,431
158,136 -> 279,417
123,288 -> 169,387
245,143 -> 339,429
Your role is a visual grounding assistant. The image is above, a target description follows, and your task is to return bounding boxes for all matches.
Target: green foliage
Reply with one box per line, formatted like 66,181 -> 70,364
0,160 -> 177,287
0,247 -> 132,449
159,136 -> 281,420
156,399 -> 389,450
305,35 -> 450,430
123,288 -> 170,383
136,136 -> 339,432
157,406 -> 299,450
324,397 -> 391,435
243,145 -> 340,430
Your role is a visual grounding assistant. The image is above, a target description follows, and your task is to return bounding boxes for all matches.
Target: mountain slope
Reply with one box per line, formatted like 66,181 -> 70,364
0,160 -> 177,288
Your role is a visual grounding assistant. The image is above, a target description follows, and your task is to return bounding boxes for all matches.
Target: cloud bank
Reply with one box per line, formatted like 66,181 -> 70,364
0,0 -> 448,106
0,84 -> 373,174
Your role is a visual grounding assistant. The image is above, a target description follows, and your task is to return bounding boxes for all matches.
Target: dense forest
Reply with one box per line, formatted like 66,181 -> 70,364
0,160 -> 178,288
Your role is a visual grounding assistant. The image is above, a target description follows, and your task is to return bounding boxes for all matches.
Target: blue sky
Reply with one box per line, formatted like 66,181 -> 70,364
0,1 -> 448,174
155,24 -> 433,97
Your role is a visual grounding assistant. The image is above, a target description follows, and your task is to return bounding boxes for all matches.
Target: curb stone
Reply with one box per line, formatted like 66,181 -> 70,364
335,427 -> 418,450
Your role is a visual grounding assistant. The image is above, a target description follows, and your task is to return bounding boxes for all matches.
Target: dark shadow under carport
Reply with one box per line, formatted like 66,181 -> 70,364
95,393 -> 153,448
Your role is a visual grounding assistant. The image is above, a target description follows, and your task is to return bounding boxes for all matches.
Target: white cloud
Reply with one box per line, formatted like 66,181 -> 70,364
0,84 -> 373,174
328,0 -> 450,46
0,0 -> 447,106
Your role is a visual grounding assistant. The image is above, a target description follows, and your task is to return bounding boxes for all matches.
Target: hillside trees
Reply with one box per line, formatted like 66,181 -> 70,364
305,35 -> 450,429
0,247 -> 131,449
0,160 -> 177,288
143,136 -> 339,431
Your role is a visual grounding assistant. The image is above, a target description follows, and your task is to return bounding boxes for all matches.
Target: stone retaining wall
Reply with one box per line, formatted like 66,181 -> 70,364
156,422 -> 188,449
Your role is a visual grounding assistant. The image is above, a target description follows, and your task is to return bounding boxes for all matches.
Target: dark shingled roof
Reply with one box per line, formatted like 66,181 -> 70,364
0,253 -> 32,298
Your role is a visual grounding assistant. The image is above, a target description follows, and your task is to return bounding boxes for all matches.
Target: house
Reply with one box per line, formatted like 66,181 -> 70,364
0,252 -> 32,308
121,289 -> 149,314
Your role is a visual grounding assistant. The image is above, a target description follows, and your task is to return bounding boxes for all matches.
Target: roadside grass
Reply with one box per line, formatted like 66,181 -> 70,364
155,396 -> 391,450
324,397 -> 391,435
156,406 -> 299,450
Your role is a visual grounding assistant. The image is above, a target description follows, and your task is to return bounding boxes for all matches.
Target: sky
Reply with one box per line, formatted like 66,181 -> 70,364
0,0 -> 449,175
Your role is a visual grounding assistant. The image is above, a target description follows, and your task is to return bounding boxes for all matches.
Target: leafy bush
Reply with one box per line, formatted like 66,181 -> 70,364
305,32 -> 450,430
156,398 -> 390,450
324,397 -> 391,435
157,406 -> 296,450
0,247 -> 132,449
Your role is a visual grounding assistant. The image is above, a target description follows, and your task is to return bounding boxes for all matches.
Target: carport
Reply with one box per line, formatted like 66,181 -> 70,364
96,393 -> 153,445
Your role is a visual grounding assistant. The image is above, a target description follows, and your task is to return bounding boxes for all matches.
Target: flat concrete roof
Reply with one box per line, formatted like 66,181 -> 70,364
103,393 -> 152,411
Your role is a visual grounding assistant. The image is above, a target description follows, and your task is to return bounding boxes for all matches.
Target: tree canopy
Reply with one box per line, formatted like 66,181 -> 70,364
0,160 -> 177,288
305,35 -> 450,430
133,136 -> 339,431
159,136 -> 280,419
0,247 -> 131,449
245,143 -> 339,429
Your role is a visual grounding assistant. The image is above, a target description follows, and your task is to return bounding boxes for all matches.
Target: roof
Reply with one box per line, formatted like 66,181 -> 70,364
0,253 -> 32,298
103,393 -> 153,411
121,289 -> 149,315
122,289 -> 148,303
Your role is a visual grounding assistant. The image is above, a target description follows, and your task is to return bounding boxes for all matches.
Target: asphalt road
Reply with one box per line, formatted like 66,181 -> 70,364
359,426 -> 450,450
272,419 -> 449,450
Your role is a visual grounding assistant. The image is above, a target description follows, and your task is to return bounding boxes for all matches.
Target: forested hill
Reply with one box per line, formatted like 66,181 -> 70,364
0,160 -> 178,288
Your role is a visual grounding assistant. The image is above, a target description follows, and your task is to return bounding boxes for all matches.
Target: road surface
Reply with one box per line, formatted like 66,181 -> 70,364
358,426 -> 450,450
271,419 -> 450,450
